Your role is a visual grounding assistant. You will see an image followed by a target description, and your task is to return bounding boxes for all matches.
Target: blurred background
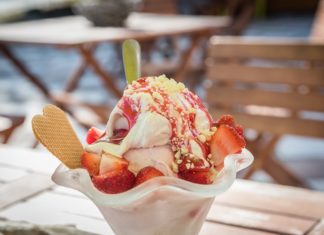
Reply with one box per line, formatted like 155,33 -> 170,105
0,0 -> 323,190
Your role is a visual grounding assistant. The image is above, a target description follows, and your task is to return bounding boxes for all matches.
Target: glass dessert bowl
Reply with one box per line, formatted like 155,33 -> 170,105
53,149 -> 253,235
32,70 -> 254,235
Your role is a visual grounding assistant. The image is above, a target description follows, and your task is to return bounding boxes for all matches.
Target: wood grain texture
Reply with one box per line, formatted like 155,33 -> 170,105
209,36 -> 324,60
0,191 -> 112,235
207,63 -> 324,86
201,221 -> 278,235
308,219 -> 324,235
207,204 -> 315,235
209,108 -> 324,138
215,180 -> 324,220
0,173 -> 54,209
0,14 -> 230,46
0,165 -> 28,182
0,145 -> 60,173
207,86 -> 324,112
206,37 -> 324,138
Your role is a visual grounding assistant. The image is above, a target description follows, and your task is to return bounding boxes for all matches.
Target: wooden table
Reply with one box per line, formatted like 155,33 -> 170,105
0,145 -> 324,235
0,13 -> 230,99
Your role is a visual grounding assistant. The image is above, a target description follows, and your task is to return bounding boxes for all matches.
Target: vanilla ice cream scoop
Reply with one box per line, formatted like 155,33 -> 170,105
86,75 -> 217,176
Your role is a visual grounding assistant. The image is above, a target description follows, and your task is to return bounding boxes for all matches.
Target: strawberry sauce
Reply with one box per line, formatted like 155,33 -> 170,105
117,76 -> 214,171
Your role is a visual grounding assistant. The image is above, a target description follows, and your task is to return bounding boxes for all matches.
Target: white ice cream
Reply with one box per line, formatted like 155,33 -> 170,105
86,75 -> 214,175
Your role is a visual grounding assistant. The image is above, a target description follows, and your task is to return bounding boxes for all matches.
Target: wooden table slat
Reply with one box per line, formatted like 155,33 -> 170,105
0,173 -> 54,209
0,14 -> 230,46
0,191 -> 112,235
0,145 -> 60,174
201,221 -> 278,235
308,219 -> 324,235
215,180 -> 324,220
208,204 -> 315,235
0,165 -> 28,182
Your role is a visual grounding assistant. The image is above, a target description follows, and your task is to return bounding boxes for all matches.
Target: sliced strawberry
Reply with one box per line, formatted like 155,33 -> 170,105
179,168 -> 216,184
215,115 -> 245,138
100,152 -> 129,174
235,124 -> 244,137
109,129 -> 129,144
215,115 -> 235,127
210,125 -> 246,166
92,168 -> 135,194
135,166 -> 164,186
86,127 -> 105,144
81,152 -> 101,176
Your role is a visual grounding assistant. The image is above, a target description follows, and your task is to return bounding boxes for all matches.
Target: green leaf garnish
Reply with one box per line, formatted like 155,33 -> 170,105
122,39 -> 141,84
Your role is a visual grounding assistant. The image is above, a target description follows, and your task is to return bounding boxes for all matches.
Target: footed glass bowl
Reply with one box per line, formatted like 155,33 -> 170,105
52,149 -> 253,235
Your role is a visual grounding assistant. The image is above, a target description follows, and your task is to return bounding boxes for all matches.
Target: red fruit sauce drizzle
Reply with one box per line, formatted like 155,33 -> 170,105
117,77 -> 214,170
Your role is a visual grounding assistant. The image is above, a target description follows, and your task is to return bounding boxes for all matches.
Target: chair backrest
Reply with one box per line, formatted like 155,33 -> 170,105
206,36 -> 324,138
137,0 -> 178,14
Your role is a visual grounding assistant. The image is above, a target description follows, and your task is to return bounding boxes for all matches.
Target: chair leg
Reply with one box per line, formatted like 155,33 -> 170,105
77,45 -> 122,98
64,59 -> 88,92
64,44 -> 97,92
0,45 -> 50,98
263,156 -> 308,188
243,133 -> 309,188
0,115 -> 25,144
174,34 -> 202,83
243,134 -> 279,179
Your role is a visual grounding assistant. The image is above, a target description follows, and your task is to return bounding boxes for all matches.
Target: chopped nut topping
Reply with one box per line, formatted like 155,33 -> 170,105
181,147 -> 188,155
198,134 -> 206,143
171,162 -> 179,173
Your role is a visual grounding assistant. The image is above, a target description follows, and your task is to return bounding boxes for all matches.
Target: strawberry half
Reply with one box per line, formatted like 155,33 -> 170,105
135,166 -> 164,186
100,152 -> 129,175
215,114 -> 235,127
210,125 -> 246,166
86,127 -> 105,144
92,168 -> 136,194
235,124 -> 244,137
81,152 -> 101,176
179,168 -> 216,184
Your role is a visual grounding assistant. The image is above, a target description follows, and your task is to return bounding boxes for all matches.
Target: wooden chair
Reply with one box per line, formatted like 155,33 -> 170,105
206,36 -> 324,187
0,115 -> 25,144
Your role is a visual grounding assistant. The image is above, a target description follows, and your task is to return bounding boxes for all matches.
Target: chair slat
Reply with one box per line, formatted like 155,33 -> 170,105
210,108 -> 324,138
209,37 -> 324,61
207,86 -> 324,112
207,63 -> 324,86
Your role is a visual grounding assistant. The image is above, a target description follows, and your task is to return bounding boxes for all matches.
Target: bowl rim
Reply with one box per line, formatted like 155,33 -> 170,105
52,148 -> 253,206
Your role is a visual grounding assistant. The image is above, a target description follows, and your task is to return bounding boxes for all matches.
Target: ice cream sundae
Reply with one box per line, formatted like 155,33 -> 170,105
82,74 -> 246,194
32,40 -> 253,235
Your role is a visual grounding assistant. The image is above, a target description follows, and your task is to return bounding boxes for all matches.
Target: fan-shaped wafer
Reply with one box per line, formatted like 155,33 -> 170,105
32,104 -> 83,169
